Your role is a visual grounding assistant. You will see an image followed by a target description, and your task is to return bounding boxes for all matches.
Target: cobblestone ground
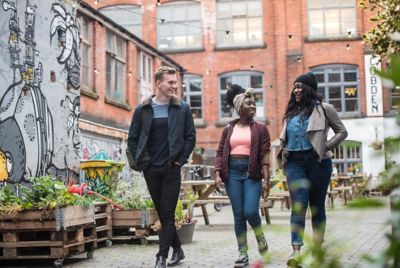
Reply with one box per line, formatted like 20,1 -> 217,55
3,197 -> 391,268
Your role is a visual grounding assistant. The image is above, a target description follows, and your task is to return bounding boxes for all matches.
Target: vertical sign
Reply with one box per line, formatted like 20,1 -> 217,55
364,54 -> 383,116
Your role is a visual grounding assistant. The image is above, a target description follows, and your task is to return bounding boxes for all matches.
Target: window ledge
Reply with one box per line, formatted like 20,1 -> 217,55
105,96 -> 131,111
384,110 -> 399,117
338,113 -> 363,119
194,120 -> 207,128
305,36 -> 362,43
81,87 -> 99,100
161,48 -> 205,54
214,43 -> 267,52
215,119 -> 232,127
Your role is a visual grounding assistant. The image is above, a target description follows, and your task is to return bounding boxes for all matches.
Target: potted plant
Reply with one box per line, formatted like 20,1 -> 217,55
112,181 -> 158,236
150,193 -> 198,244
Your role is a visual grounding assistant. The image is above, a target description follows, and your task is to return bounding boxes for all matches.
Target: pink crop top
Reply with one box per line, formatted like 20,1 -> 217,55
230,125 -> 251,155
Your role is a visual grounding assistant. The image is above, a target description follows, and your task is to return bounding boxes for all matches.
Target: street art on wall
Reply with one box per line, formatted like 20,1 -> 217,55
0,0 -> 80,187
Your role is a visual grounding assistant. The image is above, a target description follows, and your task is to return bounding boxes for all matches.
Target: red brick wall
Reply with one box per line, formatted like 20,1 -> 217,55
82,0 -> 381,152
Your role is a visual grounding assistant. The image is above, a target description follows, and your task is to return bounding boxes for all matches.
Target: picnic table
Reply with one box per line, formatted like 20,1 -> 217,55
181,179 -> 278,225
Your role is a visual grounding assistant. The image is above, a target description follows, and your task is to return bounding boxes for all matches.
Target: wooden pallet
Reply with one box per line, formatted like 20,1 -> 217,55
112,209 -> 159,243
94,202 -> 112,248
0,205 -> 95,267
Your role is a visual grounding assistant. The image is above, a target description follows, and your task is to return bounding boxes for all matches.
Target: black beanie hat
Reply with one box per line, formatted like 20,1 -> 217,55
294,72 -> 318,91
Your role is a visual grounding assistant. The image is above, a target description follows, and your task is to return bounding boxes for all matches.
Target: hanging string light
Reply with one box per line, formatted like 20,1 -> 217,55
347,30 -> 352,38
288,34 -> 293,40
346,43 -> 350,50
296,56 -> 301,63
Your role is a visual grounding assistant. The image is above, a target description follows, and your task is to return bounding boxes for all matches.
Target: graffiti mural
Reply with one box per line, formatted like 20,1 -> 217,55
0,0 -> 80,187
50,3 -> 80,90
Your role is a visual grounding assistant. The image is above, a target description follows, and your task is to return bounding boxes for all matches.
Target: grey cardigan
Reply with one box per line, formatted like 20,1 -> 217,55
277,102 -> 348,170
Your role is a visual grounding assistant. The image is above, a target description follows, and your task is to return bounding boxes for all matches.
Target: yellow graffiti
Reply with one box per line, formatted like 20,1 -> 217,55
0,151 -> 9,183
345,87 -> 357,97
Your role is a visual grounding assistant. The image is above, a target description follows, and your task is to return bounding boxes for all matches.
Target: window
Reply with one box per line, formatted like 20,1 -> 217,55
216,0 -> 263,47
308,0 -> 356,38
332,141 -> 362,174
79,15 -> 93,89
138,51 -> 153,102
157,1 -> 202,50
106,30 -> 126,102
392,86 -> 400,110
100,5 -> 142,37
219,71 -> 264,118
183,75 -> 203,119
312,65 -> 359,115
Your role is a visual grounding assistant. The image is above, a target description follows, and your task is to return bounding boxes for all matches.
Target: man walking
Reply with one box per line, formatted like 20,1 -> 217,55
127,66 -> 196,268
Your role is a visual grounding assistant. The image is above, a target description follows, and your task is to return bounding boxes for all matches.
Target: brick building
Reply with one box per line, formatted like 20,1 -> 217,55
77,2 -> 183,181
82,0 -> 400,178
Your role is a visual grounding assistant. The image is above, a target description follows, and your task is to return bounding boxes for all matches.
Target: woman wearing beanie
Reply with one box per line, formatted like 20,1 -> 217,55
278,72 -> 348,267
214,84 -> 271,267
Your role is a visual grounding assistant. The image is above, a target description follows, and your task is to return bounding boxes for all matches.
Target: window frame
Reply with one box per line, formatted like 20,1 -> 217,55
105,29 -> 127,102
312,64 -> 360,116
183,74 -> 203,120
79,15 -> 93,90
218,71 -> 265,119
157,1 -> 202,51
216,0 -> 263,48
307,0 -> 357,38
138,51 -> 153,102
99,4 -> 142,37
332,140 -> 362,175
391,86 -> 400,111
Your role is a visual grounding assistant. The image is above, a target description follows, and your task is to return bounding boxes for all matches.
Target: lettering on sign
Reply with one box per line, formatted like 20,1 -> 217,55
364,55 -> 383,116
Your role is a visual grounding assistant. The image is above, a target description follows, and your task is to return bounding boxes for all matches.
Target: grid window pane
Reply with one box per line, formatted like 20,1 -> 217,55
308,0 -> 356,37
100,5 -> 142,37
333,141 -> 362,174
219,72 -> 264,118
329,86 -> 341,99
328,73 -> 340,82
105,31 -> 126,101
345,99 -> 358,112
184,75 -> 203,119
157,2 -> 202,50
217,0 -> 263,47
79,15 -> 92,90
312,64 -> 359,115
392,87 -> 400,110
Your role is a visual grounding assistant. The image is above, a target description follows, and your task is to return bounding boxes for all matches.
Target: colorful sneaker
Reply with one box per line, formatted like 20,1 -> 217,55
256,235 -> 268,254
287,251 -> 302,267
234,252 -> 249,267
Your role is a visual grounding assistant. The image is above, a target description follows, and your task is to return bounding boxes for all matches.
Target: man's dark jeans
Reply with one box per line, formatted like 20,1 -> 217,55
286,150 -> 332,246
143,165 -> 182,258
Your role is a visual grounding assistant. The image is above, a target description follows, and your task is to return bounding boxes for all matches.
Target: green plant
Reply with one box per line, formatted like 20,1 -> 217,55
114,181 -> 152,209
360,0 -> 400,57
0,185 -> 23,217
21,176 -> 91,210
0,176 -> 91,215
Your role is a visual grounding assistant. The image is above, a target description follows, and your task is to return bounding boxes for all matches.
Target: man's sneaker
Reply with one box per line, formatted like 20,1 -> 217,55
256,235 -> 268,254
287,251 -> 302,267
234,252 -> 249,267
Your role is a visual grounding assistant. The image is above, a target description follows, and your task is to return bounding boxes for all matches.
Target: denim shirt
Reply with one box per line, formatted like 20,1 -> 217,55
286,114 -> 313,151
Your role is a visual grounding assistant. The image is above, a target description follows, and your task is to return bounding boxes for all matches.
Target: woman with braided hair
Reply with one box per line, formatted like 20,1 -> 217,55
214,84 -> 271,267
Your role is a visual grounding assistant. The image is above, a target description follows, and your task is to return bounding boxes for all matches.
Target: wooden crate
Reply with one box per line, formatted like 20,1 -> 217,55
93,202 -> 112,248
0,205 -> 96,267
112,209 -> 158,242
112,208 -> 158,228
0,205 -> 95,231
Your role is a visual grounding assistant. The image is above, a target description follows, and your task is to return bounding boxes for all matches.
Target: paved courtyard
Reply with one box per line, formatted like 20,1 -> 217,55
2,197 -> 391,267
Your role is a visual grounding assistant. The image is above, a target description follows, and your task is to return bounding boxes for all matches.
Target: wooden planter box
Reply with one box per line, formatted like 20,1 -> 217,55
0,205 -> 96,267
112,208 -> 158,228
93,202 -> 112,248
0,205 -> 95,231
112,208 -> 158,241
